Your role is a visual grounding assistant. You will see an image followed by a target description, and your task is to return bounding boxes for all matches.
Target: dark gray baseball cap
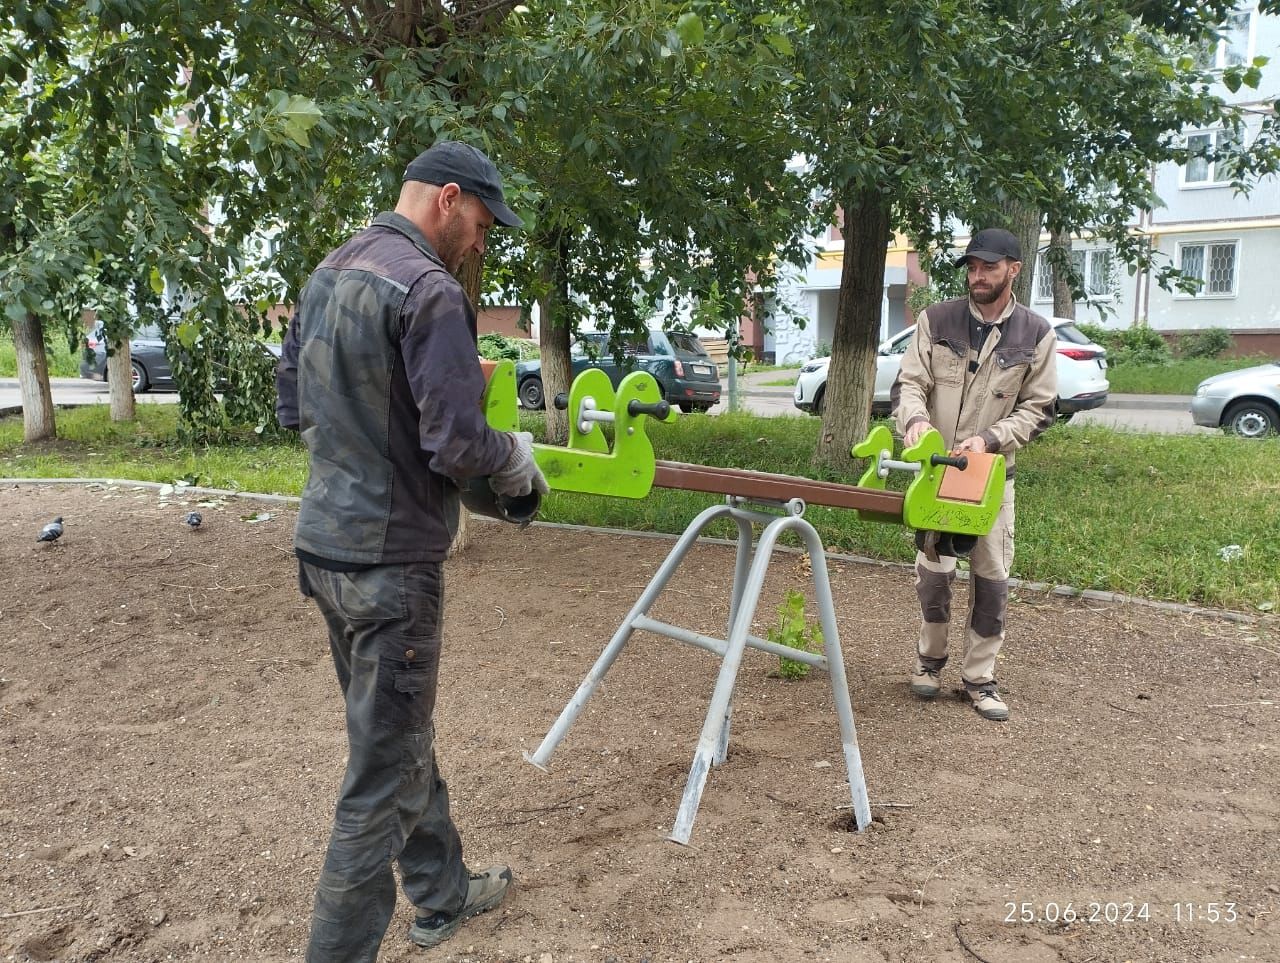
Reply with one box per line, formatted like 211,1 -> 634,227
954,227 -> 1022,267
403,141 -> 521,228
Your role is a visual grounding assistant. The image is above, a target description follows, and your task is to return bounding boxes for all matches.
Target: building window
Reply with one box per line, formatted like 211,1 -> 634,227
1176,240 -> 1239,298
1196,7 -> 1254,70
1182,128 -> 1240,186
1034,248 -> 1115,302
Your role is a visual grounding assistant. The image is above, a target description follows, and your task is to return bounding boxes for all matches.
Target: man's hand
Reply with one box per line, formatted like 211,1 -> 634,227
902,420 -> 933,448
490,432 -> 550,498
953,435 -> 989,454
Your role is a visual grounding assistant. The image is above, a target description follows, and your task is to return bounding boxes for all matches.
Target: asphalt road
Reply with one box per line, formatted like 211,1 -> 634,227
1,375 -> 1212,435
0,378 -> 180,414
707,376 -> 1211,435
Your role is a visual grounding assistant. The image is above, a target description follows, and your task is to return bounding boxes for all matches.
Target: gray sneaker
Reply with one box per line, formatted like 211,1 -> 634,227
910,657 -> 944,699
965,683 -> 1010,721
409,865 -> 513,949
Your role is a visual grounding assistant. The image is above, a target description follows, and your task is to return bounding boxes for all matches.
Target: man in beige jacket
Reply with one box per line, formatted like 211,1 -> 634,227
891,228 -> 1057,721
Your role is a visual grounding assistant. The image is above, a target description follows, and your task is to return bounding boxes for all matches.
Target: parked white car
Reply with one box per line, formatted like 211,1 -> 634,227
792,319 -> 1109,420
1190,361 -> 1280,438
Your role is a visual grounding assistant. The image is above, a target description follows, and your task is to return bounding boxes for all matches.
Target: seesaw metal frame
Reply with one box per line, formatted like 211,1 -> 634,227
482,360 -> 1005,845
522,494 -> 872,845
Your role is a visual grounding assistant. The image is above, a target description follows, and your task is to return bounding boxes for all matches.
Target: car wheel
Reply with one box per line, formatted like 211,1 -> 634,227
131,360 -> 150,393
1222,399 -> 1279,438
678,401 -> 694,414
518,376 -> 544,410
811,387 -> 825,416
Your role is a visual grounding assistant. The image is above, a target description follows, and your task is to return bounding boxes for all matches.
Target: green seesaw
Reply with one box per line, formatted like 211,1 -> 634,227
481,359 -> 1005,533
481,359 -> 1008,846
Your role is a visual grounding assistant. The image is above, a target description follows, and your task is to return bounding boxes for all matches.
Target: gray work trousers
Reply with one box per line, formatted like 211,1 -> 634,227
298,560 -> 468,963
914,480 -> 1015,686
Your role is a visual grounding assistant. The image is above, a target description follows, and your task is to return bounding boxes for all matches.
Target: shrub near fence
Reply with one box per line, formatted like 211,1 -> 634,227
1177,327 -> 1234,359
1078,322 -> 1172,366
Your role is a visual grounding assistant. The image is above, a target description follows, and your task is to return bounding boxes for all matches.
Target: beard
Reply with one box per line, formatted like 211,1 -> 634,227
436,216 -> 467,274
970,273 -> 1011,305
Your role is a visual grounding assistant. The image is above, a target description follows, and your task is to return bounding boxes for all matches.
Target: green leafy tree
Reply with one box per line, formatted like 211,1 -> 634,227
2,3 -> 325,440
789,0 -> 1006,467
958,2 -> 1275,310
790,0 -> 1280,468
481,2 -> 815,440
2,0 -> 521,443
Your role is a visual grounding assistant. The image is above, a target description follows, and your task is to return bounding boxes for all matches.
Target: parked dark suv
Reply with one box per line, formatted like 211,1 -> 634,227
516,330 -> 722,413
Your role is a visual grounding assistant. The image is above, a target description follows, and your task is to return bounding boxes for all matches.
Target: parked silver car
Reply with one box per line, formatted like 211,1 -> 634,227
1190,361 -> 1280,438
793,319 -> 1108,419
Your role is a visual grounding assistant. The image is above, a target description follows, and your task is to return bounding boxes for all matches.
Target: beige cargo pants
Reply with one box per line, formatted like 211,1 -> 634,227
913,480 -> 1015,686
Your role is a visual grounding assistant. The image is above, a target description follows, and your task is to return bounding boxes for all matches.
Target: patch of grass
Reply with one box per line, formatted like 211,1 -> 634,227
0,334 -> 82,378
0,406 -> 307,494
2,406 -> 1277,613
1106,356 -> 1271,395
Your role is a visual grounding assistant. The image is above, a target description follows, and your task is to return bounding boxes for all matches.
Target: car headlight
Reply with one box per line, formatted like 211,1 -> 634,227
1195,385 -> 1210,397
800,361 -> 824,374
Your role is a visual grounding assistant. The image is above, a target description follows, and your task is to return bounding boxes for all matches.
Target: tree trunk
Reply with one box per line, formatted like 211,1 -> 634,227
537,236 -> 573,445
815,187 -> 891,470
996,198 -> 1042,308
106,335 -> 137,421
12,312 -> 57,442
448,249 -> 486,558
1049,227 -> 1075,319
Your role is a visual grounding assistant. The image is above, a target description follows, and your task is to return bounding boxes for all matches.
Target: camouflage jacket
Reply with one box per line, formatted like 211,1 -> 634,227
891,296 -> 1057,476
276,212 -> 513,564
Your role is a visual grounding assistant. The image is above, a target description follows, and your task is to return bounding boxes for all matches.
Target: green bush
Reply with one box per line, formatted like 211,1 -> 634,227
478,333 -> 538,362
1177,327 -> 1234,359
1077,322 -> 1171,366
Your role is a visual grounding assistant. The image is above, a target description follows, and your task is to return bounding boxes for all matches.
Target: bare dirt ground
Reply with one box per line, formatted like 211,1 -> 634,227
2,482 -> 1278,963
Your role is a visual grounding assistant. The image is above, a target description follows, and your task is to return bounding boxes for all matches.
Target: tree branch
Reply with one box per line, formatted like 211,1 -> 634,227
456,0 -> 520,31
283,0 -> 367,48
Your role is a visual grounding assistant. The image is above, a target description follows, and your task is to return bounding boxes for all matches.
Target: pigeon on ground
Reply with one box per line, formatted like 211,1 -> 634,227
185,511 -> 203,530
38,517 -> 64,543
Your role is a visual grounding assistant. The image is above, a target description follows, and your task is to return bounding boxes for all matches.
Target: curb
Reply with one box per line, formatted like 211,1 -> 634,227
1103,395 -> 1190,412
4,477 -> 1270,629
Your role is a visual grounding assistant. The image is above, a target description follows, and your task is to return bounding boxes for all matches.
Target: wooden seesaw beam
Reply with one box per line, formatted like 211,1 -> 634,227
651,460 -> 906,514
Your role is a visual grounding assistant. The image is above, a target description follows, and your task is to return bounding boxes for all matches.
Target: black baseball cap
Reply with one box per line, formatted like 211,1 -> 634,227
403,141 -> 522,228
954,227 -> 1021,267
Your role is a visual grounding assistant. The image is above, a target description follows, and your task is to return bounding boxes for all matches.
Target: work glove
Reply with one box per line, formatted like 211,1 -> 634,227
489,431 -> 550,498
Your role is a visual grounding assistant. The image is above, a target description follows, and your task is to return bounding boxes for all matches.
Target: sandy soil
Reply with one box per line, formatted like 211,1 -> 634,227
1,482 -> 1277,963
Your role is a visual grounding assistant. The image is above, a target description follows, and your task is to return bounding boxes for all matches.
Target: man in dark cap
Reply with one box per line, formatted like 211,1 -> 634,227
276,141 -> 544,961
890,227 -> 1057,722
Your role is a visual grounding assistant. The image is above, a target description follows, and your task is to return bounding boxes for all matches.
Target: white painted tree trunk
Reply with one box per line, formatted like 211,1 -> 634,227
105,336 -> 136,421
447,505 -> 470,557
12,312 -> 56,442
